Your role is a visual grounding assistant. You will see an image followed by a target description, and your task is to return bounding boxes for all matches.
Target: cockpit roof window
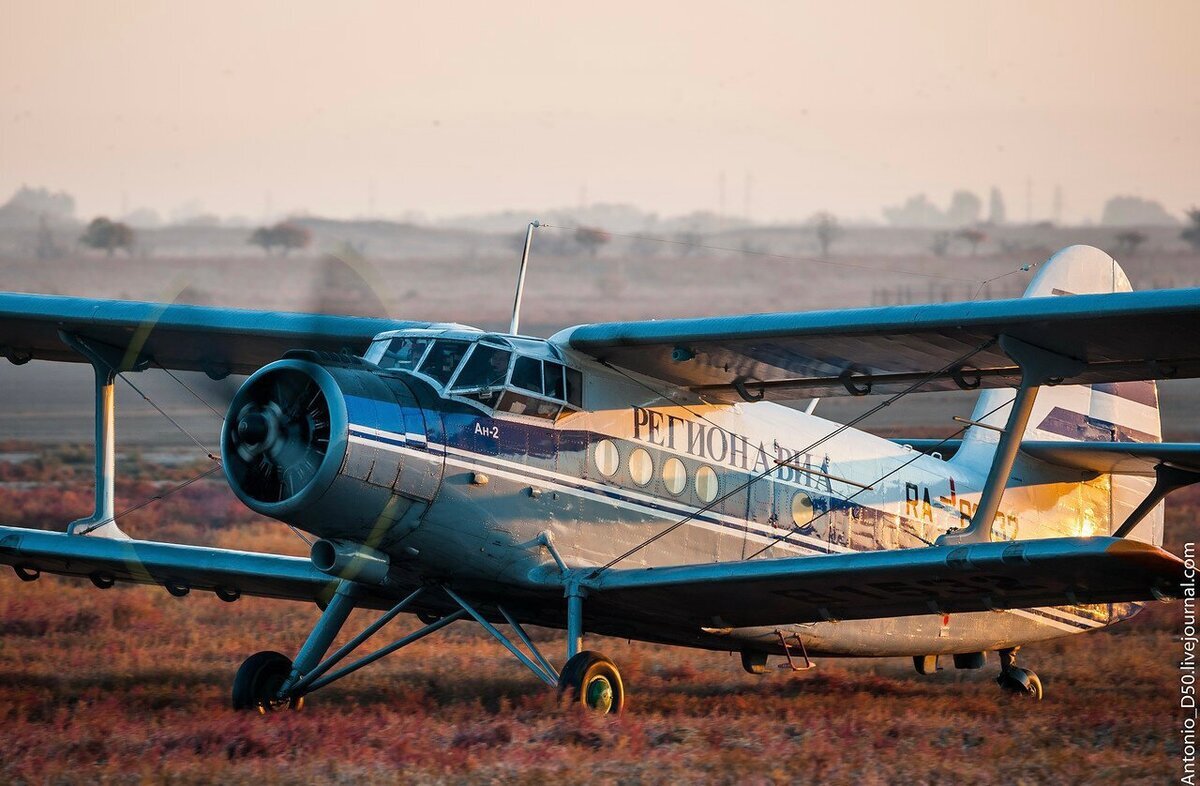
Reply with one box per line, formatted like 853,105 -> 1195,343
419,339 -> 471,386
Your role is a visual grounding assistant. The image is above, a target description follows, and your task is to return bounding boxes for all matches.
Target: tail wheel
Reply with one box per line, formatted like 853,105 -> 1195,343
232,650 -> 303,713
558,651 -> 625,715
997,666 -> 1044,701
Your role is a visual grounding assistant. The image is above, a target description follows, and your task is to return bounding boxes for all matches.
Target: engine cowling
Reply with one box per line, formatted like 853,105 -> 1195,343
221,358 -> 441,547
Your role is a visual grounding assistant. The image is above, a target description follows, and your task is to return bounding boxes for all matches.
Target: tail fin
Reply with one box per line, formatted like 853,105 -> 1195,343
952,245 -> 1163,544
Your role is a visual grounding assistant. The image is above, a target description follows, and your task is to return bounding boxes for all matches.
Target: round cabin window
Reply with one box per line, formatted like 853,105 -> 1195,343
594,439 -> 619,477
695,465 -> 718,503
791,491 -> 814,527
629,448 -> 653,486
662,457 -> 687,495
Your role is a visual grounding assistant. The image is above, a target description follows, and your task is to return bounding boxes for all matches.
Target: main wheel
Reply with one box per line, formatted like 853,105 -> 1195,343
558,651 -> 625,714
232,650 -> 303,712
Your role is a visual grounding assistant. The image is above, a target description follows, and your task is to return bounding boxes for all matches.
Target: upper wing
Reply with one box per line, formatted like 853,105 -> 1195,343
0,524 -> 410,610
898,439 -> 1200,477
583,536 -> 1183,628
564,287 -> 1200,401
0,292 -> 426,375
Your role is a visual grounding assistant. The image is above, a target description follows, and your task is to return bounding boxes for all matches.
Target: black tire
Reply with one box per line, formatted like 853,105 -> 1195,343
558,651 -> 625,715
1020,668 -> 1044,701
741,650 -> 769,675
232,650 -> 302,712
997,666 -> 1044,701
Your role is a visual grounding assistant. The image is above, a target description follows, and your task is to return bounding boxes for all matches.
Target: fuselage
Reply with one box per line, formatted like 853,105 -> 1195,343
222,326 -> 1143,658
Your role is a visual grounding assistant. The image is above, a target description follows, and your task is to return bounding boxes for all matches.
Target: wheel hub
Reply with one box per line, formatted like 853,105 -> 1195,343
585,675 -> 613,713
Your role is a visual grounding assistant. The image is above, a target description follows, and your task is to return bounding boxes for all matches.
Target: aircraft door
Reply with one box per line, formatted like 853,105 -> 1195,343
745,476 -> 781,558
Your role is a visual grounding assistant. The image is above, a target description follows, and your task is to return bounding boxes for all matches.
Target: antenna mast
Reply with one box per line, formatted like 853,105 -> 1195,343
509,220 -> 539,335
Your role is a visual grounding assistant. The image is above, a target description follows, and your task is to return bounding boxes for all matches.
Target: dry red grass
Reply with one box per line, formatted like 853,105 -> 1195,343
0,447 -> 1192,784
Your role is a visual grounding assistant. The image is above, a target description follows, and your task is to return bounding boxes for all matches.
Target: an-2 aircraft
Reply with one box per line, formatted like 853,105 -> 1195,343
0,243 -> 1192,714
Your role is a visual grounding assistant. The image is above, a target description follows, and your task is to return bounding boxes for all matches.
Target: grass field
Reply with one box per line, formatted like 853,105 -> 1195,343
0,448 -> 1192,784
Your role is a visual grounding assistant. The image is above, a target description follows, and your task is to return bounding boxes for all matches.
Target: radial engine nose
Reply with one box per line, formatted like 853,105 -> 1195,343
221,356 -> 438,541
222,360 -> 347,514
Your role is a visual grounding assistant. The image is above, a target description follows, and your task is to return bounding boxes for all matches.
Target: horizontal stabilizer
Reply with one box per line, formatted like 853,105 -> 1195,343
584,537 -> 1182,629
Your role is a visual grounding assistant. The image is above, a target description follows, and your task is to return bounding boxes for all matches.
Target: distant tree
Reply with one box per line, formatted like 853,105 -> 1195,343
946,191 -> 983,226
273,222 -> 312,255
1183,208 -> 1200,251
574,226 -> 611,257
79,217 -> 135,256
249,221 -> 312,256
929,231 -> 951,258
248,226 -> 275,253
987,187 -> 1006,225
811,212 -> 842,257
955,227 -> 987,256
1114,229 -> 1148,256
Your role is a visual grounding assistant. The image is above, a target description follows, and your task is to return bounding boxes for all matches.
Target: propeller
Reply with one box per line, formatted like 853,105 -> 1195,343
224,367 -> 331,504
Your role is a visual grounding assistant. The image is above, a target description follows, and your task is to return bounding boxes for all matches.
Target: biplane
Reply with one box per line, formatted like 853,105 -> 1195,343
0,243 -> 1190,713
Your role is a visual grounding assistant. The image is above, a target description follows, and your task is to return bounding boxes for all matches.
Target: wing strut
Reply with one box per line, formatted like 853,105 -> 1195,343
57,331 -> 151,540
1114,463 -> 1200,538
938,336 -> 1084,545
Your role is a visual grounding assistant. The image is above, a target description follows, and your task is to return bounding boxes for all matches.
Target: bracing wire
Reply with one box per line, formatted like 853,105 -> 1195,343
116,372 -> 219,461
76,463 -> 225,536
156,363 -> 227,420
588,338 -> 998,577
742,396 -> 1015,560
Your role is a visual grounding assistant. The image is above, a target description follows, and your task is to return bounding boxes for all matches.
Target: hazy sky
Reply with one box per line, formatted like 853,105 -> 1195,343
1,1 -> 1197,224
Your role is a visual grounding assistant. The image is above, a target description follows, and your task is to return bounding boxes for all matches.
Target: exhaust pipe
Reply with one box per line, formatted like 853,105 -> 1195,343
310,539 -> 392,585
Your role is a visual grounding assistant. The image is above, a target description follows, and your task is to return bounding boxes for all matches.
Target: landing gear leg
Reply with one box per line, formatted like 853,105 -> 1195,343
232,580 -> 358,712
996,647 -> 1043,701
556,583 -> 625,714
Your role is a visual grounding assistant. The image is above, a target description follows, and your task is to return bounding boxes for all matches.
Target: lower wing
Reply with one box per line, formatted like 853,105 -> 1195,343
0,525 -> 347,605
583,536 -> 1183,628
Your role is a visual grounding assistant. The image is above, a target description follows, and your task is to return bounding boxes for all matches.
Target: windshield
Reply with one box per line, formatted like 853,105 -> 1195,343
376,337 -> 431,371
419,340 -> 470,386
451,345 -> 512,390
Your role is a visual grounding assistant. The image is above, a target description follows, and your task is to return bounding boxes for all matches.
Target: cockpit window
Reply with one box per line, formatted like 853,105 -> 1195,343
498,391 -> 561,419
543,361 -> 564,399
419,340 -> 470,386
451,345 -> 512,391
565,367 -> 583,408
511,356 -> 543,394
377,337 -> 431,371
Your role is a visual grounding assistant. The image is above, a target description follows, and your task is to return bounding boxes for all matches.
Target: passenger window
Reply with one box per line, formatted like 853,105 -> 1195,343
498,391 -> 561,419
378,337 -> 430,371
543,362 -> 565,400
565,367 -> 583,408
451,345 -> 512,391
511,356 -> 543,394
419,340 -> 470,386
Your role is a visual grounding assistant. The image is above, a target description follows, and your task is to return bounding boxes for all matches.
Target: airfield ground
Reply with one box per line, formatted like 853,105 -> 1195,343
0,447 -> 1191,785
